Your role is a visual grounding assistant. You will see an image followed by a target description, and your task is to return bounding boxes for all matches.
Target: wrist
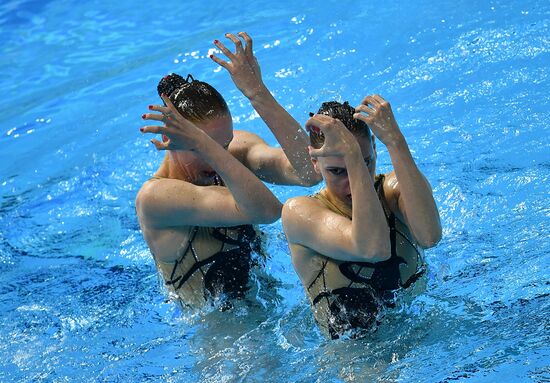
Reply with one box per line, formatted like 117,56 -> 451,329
192,130 -> 216,155
246,84 -> 271,103
343,140 -> 363,161
385,133 -> 408,151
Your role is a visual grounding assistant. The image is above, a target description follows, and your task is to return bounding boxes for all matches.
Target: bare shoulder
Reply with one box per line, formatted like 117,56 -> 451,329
282,195 -> 326,241
135,178 -> 196,219
228,130 -> 265,163
382,171 -> 400,213
231,130 -> 265,150
135,178 -> 157,213
232,129 -> 264,143
282,195 -> 324,217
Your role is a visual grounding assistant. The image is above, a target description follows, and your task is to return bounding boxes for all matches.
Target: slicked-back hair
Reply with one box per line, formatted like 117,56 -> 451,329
157,73 -> 230,123
309,101 -> 372,149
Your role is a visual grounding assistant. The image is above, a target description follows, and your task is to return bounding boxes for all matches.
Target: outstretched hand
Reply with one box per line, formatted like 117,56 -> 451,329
354,95 -> 404,147
306,114 -> 361,159
140,94 -> 206,152
210,32 -> 265,99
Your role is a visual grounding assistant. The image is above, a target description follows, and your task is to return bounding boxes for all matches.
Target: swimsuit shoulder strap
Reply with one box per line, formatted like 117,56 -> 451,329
374,174 -> 398,259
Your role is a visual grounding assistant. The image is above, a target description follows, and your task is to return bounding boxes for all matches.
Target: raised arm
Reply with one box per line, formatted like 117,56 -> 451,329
354,95 -> 442,248
137,95 -> 282,229
210,32 -> 321,186
282,115 -> 390,262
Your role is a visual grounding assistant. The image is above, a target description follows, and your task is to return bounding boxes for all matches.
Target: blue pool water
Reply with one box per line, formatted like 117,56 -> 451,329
1,0 -> 549,381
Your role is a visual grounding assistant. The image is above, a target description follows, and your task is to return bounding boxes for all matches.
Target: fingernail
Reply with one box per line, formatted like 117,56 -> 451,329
209,54 -> 214,58
142,114 -> 146,119
148,105 -> 153,110
214,39 -> 219,44
140,128 -> 144,132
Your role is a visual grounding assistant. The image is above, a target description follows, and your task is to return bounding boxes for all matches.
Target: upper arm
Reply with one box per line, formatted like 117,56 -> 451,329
382,171 -> 408,224
230,130 -> 307,185
383,171 -> 441,247
136,178 -> 278,229
282,197 -> 382,262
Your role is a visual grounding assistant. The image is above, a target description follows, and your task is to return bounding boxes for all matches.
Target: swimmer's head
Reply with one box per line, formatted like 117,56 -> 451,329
157,73 -> 231,123
157,74 -> 233,184
308,101 -> 372,149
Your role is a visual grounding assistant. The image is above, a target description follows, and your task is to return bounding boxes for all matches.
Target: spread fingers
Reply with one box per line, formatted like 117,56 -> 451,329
150,139 -> 169,151
224,32 -> 244,54
213,39 -> 236,61
210,53 -> 231,69
238,31 -> 253,55
140,125 -> 167,134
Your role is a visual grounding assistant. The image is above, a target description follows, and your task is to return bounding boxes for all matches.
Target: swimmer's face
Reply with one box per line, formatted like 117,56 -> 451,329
312,134 -> 376,206
170,116 -> 233,186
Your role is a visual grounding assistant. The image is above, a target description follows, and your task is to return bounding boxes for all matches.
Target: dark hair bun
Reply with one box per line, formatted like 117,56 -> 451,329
157,73 -> 190,98
317,100 -> 371,135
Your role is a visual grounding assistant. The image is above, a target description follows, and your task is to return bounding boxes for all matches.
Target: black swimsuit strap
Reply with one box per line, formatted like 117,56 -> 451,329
375,175 -> 399,259
376,175 -> 424,263
308,259 -> 332,307
166,225 -> 256,292
401,267 -> 425,289
308,259 -> 328,291
338,263 -> 373,285
337,175 -> 423,290
312,291 -> 332,306
168,247 -> 244,291
166,226 -> 199,286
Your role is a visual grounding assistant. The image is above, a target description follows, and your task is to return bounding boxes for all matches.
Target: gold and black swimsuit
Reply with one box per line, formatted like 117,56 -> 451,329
148,174 -> 259,307
308,175 -> 425,338
163,225 -> 258,303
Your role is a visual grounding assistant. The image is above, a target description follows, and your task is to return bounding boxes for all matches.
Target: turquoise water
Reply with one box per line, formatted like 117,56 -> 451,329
1,0 -> 549,382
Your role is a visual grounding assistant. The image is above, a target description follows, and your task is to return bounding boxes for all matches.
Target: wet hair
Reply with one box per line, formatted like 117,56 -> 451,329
157,73 -> 230,123
309,101 -> 372,149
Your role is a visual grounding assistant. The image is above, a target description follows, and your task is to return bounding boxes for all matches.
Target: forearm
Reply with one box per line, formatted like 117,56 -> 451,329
346,151 -> 391,260
248,86 -> 320,185
387,136 -> 442,246
198,137 -> 282,222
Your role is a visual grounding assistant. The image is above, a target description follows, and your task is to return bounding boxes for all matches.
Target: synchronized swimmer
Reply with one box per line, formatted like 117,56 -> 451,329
136,32 -> 441,338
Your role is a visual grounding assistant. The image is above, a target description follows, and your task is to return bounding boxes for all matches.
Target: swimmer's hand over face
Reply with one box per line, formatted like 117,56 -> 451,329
140,94 -> 209,152
354,95 -> 405,148
210,32 -> 266,100
306,114 -> 362,159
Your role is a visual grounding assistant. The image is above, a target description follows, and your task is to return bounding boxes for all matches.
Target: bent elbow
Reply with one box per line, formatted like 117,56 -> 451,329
255,200 -> 282,224
418,228 -> 442,249
354,236 -> 391,263
368,244 -> 391,263
266,203 -> 283,223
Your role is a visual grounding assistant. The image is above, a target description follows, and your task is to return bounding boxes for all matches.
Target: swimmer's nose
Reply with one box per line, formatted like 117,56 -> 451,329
344,182 -> 351,195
